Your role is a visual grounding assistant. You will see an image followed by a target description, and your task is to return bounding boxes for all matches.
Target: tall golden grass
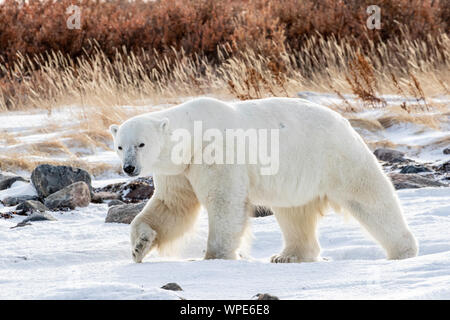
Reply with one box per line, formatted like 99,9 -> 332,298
1,30 -> 448,114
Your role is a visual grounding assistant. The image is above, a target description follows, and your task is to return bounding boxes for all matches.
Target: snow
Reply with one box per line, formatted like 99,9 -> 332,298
1,187 -> 449,300
0,181 -> 37,202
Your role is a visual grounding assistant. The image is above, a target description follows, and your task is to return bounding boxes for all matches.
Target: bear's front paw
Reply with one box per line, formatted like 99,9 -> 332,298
270,254 -> 301,263
132,236 -> 152,263
130,222 -> 157,263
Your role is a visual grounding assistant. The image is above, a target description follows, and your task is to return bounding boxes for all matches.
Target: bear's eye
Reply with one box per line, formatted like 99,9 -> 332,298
139,143 -> 145,148
118,146 -> 122,150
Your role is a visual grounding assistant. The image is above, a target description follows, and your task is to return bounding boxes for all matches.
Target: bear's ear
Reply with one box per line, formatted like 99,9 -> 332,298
109,124 -> 119,138
159,118 -> 169,132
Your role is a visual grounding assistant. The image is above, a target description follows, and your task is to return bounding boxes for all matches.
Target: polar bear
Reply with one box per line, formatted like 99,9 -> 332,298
110,97 -> 418,263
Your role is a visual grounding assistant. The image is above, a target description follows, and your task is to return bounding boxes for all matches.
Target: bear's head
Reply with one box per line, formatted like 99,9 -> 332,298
110,116 -> 169,177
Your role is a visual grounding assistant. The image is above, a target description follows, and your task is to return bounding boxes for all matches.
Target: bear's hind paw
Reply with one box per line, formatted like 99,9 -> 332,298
270,254 -> 301,263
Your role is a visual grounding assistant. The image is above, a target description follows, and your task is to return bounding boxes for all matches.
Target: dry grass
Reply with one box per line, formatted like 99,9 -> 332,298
0,129 -> 19,145
366,140 -> 399,150
0,30 -> 448,113
0,154 -> 120,176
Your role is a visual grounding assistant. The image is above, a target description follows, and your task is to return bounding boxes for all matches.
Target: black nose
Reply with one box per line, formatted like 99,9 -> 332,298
123,165 -> 135,174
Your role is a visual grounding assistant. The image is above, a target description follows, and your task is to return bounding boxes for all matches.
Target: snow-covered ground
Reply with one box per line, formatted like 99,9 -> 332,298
0,187 -> 449,300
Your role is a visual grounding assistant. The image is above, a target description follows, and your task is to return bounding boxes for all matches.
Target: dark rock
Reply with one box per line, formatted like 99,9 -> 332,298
434,160 -> 450,173
16,200 -> 48,214
107,199 -> 125,207
105,201 -> 146,224
1,212 -> 13,219
2,195 -> 39,207
10,212 -> 57,229
44,181 -> 91,210
0,172 -> 28,190
253,206 -> 273,217
161,283 -> 183,291
443,148 -> 450,155
95,177 -> 154,203
10,222 -> 32,229
91,191 -> 121,204
389,173 -> 445,189
22,211 -> 57,222
399,165 -> 432,174
254,293 -> 279,300
374,148 -> 406,163
31,164 -> 92,198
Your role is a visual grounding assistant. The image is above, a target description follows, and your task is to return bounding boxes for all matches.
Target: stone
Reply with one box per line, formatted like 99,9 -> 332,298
399,165 -> 432,174
2,195 -> 39,207
434,160 -> 450,173
161,283 -> 183,291
443,148 -> 450,155
22,211 -> 57,222
16,200 -> 48,214
44,181 -> 91,210
1,212 -> 13,219
10,212 -> 56,229
0,172 -> 28,190
31,164 -> 92,198
373,148 -> 406,163
105,201 -> 146,224
91,192 -> 121,204
107,199 -> 125,207
95,177 -> 154,203
10,222 -> 32,229
389,173 -> 445,190
254,293 -> 279,300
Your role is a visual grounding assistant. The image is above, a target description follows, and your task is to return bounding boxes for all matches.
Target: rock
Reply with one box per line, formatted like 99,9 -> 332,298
1,212 -> 13,219
161,283 -> 183,291
2,195 -> 39,207
434,160 -> 450,173
44,181 -> 91,210
124,183 -> 154,202
22,211 -> 57,222
105,201 -> 146,224
10,222 -> 32,229
16,200 -> 48,214
443,148 -> 450,155
107,199 -> 125,207
31,164 -> 92,198
399,165 -> 432,174
91,192 -> 121,204
95,177 -> 154,203
373,148 -> 406,163
254,293 -> 279,300
10,212 -> 57,229
253,206 -> 273,217
389,173 -> 445,189
15,211 -> 57,227
0,172 -> 28,190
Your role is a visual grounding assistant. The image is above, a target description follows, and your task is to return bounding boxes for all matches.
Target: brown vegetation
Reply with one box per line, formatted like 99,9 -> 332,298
0,0 -> 448,111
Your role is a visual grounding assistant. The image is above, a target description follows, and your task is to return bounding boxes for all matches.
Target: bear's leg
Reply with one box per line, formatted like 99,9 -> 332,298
270,200 -> 323,263
341,198 -> 418,260
202,197 -> 251,260
188,166 -> 251,260
130,174 -> 201,263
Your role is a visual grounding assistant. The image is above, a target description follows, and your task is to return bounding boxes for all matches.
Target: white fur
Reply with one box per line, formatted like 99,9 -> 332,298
111,97 -> 418,263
